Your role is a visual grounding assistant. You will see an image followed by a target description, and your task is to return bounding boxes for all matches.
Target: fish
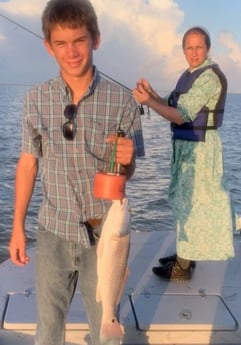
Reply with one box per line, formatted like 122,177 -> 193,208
96,197 -> 131,345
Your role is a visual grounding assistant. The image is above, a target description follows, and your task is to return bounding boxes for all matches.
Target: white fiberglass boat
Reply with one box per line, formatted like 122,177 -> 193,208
1,230 -> 241,345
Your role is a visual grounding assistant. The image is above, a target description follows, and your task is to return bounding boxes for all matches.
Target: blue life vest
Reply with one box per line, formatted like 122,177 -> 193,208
169,64 -> 227,141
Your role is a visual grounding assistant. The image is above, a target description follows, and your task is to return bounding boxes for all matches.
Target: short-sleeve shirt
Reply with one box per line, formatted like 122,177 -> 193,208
22,67 -> 145,247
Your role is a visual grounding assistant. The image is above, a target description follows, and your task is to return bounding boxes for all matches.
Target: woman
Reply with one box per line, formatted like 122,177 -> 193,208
133,26 -> 235,282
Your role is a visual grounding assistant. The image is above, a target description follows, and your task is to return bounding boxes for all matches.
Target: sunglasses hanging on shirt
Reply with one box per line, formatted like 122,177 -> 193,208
63,104 -> 77,140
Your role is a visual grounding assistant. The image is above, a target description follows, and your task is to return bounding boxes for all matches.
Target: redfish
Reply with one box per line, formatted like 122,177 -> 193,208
96,198 -> 131,345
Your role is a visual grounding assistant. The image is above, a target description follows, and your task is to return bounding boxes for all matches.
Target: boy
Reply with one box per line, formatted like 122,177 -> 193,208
9,0 -> 144,344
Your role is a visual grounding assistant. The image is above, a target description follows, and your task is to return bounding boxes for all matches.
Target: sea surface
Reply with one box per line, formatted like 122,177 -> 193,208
1,86 -> 241,263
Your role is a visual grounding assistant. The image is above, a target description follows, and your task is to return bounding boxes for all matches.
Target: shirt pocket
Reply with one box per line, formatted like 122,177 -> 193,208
41,126 -> 65,158
83,120 -> 116,163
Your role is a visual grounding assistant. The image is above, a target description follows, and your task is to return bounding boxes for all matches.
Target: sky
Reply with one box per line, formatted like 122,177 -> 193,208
0,0 -> 241,93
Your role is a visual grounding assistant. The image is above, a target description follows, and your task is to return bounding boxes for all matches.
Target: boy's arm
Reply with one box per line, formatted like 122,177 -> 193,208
9,152 -> 38,266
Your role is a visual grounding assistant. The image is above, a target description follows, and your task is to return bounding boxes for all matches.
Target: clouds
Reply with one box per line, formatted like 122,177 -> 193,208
216,31 -> 241,93
92,0 -> 186,91
219,32 -> 241,67
95,0 -> 183,55
0,0 -> 44,16
0,32 -> 6,40
0,0 -> 241,92
93,0 -> 241,93
0,1 -> 57,84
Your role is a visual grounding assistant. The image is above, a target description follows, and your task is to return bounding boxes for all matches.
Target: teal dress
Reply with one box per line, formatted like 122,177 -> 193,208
169,59 -> 234,260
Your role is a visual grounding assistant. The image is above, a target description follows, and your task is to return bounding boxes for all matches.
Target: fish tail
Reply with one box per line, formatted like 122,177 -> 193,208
100,317 -> 123,345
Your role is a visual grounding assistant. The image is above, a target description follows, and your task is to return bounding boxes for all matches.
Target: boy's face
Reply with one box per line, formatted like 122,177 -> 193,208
44,24 -> 100,80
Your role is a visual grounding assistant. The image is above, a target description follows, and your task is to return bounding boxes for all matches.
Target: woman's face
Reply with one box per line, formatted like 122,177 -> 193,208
183,31 -> 209,69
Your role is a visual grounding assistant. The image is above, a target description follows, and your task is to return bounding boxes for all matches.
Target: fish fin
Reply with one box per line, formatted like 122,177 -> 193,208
100,317 -> 123,345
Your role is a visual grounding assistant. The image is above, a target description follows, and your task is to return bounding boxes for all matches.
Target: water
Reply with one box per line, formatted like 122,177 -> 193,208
0,85 -> 39,263
1,86 -> 241,263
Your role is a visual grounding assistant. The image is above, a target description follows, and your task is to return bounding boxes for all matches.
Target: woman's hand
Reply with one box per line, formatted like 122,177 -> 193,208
133,78 -> 160,105
133,78 -> 151,105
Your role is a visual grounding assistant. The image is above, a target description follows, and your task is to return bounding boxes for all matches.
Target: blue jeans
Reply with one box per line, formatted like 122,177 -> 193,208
35,226 -> 102,345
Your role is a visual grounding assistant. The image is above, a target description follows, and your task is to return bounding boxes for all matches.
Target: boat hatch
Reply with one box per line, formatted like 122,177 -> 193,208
3,292 -> 89,330
130,293 -> 237,331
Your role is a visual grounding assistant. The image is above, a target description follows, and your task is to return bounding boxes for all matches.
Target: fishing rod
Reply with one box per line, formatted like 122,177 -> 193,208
0,12 -> 127,86
0,11 -> 148,115
0,13 -> 43,40
1,11 -> 148,181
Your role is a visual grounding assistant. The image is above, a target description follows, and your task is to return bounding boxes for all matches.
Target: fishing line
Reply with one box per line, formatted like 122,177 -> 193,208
0,12 -> 148,109
0,13 -> 43,40
0,12 -> 131,92
0,11 -> 148,158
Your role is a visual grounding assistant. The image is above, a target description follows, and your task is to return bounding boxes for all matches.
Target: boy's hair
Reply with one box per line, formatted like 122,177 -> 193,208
182,26 -> 211,50
42,0 -> 100,41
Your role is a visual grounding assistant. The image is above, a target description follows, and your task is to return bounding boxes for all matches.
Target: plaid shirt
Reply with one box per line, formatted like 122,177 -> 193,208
22,67 -> 144,247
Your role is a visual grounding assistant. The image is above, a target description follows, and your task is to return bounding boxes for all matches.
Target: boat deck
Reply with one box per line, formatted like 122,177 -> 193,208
1,230 -> 241,345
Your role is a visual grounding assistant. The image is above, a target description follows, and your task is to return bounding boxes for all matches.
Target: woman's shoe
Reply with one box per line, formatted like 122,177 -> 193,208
158,253 -> 177,265
152,260 -> 194,282
158,253 -> 196,269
